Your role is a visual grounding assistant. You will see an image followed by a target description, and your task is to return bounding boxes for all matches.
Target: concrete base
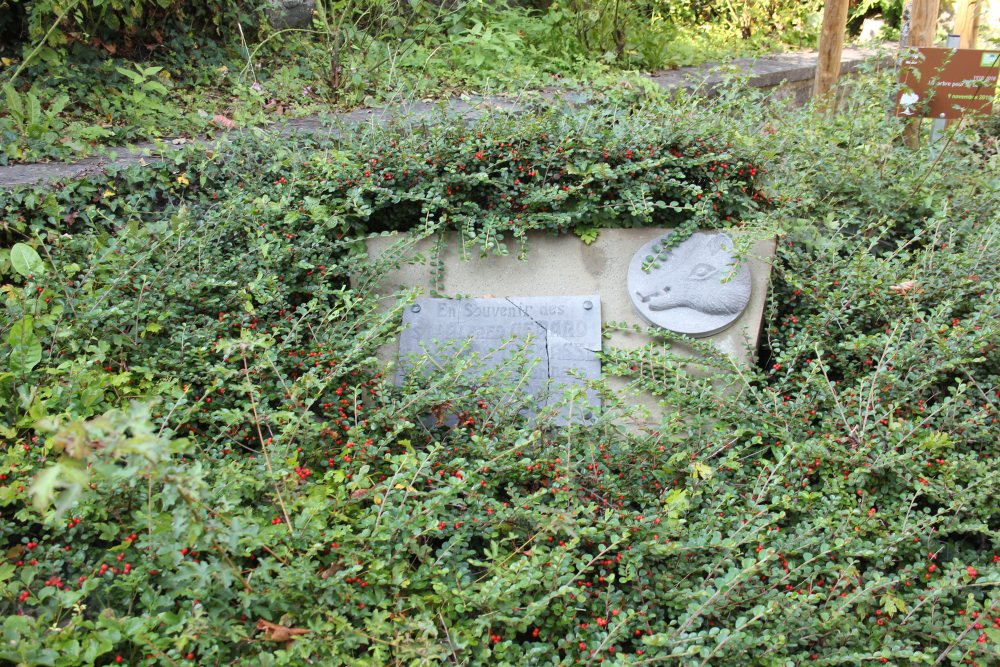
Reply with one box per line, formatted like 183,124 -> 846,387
365,229 -> 775,427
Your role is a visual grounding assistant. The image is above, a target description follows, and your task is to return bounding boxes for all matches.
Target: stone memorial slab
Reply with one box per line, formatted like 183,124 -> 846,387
398,296 -> 602,422
627,231 -> 751,337
364,228 -> 775,429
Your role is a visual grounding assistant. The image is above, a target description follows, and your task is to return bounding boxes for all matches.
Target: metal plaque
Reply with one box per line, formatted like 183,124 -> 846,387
896,47 -> 999,119
397,296 -> 602,423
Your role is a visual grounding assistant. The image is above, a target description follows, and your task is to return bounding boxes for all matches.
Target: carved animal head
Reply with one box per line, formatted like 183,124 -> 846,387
634,234 -> 750,316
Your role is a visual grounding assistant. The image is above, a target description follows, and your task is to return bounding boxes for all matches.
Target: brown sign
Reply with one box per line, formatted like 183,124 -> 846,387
895,47 -> 999,119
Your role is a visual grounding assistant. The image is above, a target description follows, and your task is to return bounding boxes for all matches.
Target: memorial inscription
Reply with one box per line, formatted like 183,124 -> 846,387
627,231 -> 751,337
398,295 -> 602,421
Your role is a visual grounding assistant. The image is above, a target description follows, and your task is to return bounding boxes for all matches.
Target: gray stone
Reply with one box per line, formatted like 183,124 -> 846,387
397,296 -> 601,423
627,231 -> 751,338
266,0 -> 315,28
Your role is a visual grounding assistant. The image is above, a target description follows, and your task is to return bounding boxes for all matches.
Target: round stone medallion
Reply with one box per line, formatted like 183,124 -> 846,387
627,231 -> 752,337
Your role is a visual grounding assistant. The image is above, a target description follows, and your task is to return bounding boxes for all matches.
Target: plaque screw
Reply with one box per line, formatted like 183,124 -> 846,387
411,304 -> 421,313
583,300 -> 593,310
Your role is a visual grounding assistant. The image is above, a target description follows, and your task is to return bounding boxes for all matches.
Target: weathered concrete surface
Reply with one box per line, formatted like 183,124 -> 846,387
0,46 -> 893,190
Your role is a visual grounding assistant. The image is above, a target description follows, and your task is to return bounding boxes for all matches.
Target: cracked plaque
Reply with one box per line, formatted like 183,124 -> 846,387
397,296 -> 602,423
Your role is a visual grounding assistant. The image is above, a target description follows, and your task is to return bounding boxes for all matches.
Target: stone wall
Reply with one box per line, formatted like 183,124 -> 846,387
648,45 -> 895,107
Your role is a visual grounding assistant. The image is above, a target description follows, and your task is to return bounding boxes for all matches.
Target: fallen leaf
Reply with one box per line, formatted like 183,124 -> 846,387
889,280 -> 919,295
256,619 -> 309,642
429,401 -> 453,426
213,114 -> 237,130
318,563 -> 341,579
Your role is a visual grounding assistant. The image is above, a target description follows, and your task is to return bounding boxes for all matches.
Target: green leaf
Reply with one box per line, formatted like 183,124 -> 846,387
31,464 -> 62,513
880,593 -> 907,616
143,81 -> 169,95
115,66 -> 144,83
919,431 -> 952,451
3,83 -> 23,122
574,225 -> 600,245
48,94 -> 69,116
30,461 -> 87,518
10,243 -> 45,277
8,317 -> 42,374
691,461 -> 714,480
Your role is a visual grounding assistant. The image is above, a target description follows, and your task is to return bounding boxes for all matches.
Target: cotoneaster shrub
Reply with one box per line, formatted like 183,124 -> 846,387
4,103 -> 769,237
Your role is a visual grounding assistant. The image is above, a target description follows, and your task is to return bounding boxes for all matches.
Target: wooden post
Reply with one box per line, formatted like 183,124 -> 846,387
953,0 -> 980,49
813,0 -> 851,108
908,0 -> 941,47
902,0 -> 941,148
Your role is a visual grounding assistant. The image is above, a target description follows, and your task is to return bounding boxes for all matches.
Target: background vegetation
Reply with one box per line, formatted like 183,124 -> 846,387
0,0 -> 898,163
1,62 -> 999,665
